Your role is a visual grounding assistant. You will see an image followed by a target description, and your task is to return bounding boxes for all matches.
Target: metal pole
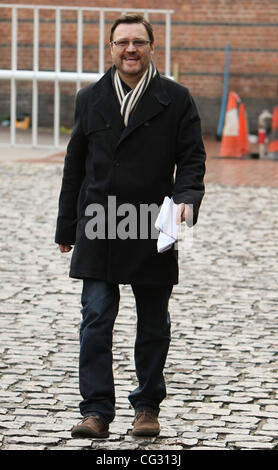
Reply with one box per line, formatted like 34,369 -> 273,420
32,7 -> 39,147
165,12 -> 171,77
54,8 -> 61,148
76,9 -> 83,92
99,9 -> 105,75
10,6 -> 18,146
217,44 -> 230,139
0,69 -> 102,82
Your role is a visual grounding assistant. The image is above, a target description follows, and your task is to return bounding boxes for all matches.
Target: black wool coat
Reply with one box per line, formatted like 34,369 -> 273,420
55,68 -> 206,285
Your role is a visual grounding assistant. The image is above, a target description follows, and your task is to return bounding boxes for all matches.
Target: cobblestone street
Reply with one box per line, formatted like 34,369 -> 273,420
1,141 -> 278,450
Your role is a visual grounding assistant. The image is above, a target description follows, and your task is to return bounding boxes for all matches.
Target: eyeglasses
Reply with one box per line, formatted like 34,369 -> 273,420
111,40 -> 151,49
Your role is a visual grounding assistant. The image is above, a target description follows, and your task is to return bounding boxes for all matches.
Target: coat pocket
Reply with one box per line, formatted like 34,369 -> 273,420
85,116 -> 111,136
85,124 -> 111,136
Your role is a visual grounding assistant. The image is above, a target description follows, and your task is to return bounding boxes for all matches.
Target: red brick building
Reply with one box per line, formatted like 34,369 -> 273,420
0,0 -> 277,135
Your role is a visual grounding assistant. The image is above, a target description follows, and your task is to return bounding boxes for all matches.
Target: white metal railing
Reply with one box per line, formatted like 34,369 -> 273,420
0,4 -> 174,149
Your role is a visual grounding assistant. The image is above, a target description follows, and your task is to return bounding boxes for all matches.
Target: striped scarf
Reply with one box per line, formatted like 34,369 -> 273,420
112,62 -> 157,126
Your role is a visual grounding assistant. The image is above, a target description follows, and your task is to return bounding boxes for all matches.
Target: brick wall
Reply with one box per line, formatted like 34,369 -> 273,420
0,0 -> 277,134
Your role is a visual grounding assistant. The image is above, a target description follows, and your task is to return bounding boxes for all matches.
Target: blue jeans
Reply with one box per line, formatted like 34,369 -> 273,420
79,279 -> 172,423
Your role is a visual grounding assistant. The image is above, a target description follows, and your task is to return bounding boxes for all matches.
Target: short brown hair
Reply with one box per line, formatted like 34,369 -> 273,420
110,14 -> 154,44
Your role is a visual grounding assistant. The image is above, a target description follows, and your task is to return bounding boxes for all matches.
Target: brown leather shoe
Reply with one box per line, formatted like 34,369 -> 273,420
71,416 -> 109,439
132,411 -> 160,436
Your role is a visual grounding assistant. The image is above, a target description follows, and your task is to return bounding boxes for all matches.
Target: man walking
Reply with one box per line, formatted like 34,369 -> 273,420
55,14 -> 206,438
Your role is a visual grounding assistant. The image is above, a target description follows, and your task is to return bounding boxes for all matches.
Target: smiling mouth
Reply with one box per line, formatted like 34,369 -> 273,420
123,54 -> 140,60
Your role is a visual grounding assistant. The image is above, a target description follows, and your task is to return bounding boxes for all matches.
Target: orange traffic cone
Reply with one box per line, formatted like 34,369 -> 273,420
268,106 -> 278,160
238,103 -> 249,157
220,91 -> 241,157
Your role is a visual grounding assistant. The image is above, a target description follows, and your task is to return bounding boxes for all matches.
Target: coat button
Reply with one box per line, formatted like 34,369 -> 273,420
106,123 -> 110,128
144,121 -> 150,127
114,160 -> 120,167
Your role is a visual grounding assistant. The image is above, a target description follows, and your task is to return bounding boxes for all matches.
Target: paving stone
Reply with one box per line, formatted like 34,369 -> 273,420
3,429 -> 40,437
255,430 -> 278,438
228,404 -> 261,412
233,441 -> 276,449
224,434 -> 273,443
208,427 -> 251,435
181,413 -> 214,420
241,411 -> 278,419
193,419 -> 225,428
260,422 -> 278,431
61,439 -> 92,448
264,405 -> 278,412
4,445 -> 46,450
210,396 -> 254,403
195,407 -> 231,416
190,446 -> 228,450
157,427 -> 179,438
200,440 -> 227,448
182,432 -> 218,440
220,416 -> 260,424
13,409 -> 49,417
5,436 -> 62,445
146,444 -> 184,450
179,438 -> 198,446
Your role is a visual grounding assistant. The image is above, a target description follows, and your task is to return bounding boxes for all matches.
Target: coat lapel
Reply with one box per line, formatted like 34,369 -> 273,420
87,69 -> 125,140
117,74 -> 171,146
87,68 -> 171,145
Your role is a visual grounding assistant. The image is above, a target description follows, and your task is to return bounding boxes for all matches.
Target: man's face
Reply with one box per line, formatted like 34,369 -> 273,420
110,22 -> 154,81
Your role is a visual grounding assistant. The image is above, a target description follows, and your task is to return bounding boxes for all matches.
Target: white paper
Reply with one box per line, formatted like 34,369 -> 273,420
155,196 -> 180,253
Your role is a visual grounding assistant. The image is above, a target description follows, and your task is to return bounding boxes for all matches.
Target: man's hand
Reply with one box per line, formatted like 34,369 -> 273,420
176,203 -> 193,225
59,244 -> 72,253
